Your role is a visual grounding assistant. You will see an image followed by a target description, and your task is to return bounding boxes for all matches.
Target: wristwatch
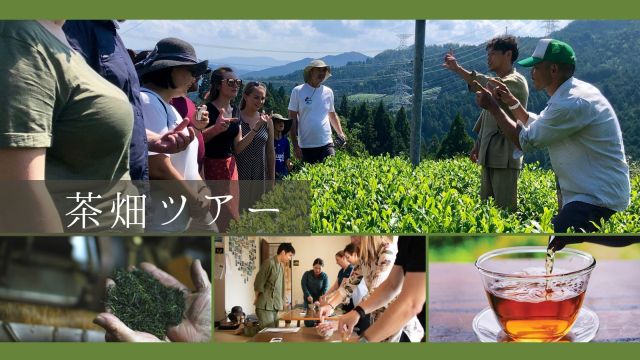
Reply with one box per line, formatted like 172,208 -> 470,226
354,305 -> 366,319
508,100 -> 521,111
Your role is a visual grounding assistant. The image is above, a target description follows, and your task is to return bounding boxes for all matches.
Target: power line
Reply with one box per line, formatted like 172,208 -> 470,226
119,21 -> 146,35
124,34 -> 389,55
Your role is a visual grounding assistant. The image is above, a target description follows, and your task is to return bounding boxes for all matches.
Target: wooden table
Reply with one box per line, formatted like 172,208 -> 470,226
250,326 -> 356,343
429,260 -> 640,342
278,308 -> 341,327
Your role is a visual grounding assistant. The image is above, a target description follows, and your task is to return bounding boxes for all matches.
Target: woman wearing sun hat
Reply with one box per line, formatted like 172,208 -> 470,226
136,37 -> 214,232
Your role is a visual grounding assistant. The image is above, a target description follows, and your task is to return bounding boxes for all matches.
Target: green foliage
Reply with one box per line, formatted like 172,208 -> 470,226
394,107 -> 410,155
288,153 -> 640,233
263,20 -> 640,164
106,269 -> 185,339
436,113 -> 473,159
228,181 -> 311,234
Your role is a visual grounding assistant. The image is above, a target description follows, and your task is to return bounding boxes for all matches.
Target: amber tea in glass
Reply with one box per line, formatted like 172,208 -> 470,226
476,247 -> 595,342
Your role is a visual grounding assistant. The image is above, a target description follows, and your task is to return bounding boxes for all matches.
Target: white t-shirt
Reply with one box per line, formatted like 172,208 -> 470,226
140,88 -> 202,232
140,88 -> 200,180
288,83 -> 335,148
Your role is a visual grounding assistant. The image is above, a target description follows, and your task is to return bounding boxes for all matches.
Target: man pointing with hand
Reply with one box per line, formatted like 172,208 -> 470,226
474,38 -> 630,233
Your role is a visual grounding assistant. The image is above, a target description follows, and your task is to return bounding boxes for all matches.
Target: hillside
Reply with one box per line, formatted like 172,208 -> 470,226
262,20 -> 640,161
244,52 -> 369,79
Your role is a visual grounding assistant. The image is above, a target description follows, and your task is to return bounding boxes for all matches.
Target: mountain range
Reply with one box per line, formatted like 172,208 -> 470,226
243,52 -> 370,79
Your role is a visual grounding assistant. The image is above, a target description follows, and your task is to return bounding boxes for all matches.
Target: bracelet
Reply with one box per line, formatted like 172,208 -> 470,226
508,100 -> 520,111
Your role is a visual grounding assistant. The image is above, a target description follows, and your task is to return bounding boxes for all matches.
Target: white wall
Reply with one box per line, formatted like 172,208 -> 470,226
222,237 -> 260,317
219,236 -> 351,317
284,236 -> 351,306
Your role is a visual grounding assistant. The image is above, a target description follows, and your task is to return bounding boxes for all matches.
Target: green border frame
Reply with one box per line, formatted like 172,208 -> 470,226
2,0 -> 640,19
2,0 -> 640,356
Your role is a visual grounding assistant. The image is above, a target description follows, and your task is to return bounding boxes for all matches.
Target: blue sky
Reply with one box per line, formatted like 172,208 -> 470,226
118,20 -> 571,64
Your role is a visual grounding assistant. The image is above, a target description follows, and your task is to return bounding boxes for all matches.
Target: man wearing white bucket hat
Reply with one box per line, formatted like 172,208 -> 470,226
288,59 -> 346,164
474,38 -> 630,233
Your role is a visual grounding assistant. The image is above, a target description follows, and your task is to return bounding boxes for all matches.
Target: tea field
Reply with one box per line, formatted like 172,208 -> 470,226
288,153 -> 640,233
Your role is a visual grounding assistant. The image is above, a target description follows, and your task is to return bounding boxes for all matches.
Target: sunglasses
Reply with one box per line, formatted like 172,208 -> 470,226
222,79 -> 243,87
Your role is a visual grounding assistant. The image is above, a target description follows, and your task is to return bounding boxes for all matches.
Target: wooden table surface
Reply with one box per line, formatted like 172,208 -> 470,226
278,308 -> 341,326
250,326 -> 356,343
429,260 -> 640,342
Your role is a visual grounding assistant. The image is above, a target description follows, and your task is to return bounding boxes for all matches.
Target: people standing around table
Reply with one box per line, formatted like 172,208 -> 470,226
272,114 -> 293,179
326,250 -> 354,298
254,243 -> 296,329
288,60 -> 346,164
474,38 -> 630,232
135,37 -> 211,232
442,35 -> 529,212
301,258 -> 329,327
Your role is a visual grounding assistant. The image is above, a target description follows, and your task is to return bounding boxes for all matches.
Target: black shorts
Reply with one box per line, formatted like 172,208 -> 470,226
552,201 -> 616,233
301,143 -> 335,164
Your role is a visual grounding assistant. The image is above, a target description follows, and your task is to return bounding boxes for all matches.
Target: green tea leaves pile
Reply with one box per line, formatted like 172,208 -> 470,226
107,269 -> 185,339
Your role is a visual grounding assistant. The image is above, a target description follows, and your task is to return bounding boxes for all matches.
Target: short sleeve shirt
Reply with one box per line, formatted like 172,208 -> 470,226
140,88 -> 200,181
288,83 -> 335,148
0,21 -> 133,180
395,236 -> 426,273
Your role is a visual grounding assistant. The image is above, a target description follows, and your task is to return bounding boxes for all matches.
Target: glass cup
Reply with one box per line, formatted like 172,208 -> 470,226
475,246 -> 595,342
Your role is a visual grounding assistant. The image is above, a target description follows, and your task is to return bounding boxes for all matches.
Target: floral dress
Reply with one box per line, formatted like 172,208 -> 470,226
336,240 -> 424,342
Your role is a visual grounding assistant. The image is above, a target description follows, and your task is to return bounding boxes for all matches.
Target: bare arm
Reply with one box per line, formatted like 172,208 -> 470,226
337,265 -> 404,337
356,265 -> 403,314
148,155 -> 203,206
326,279 -> 339,295
288,110 -> 302,160
474,81 -> 522,149
442,51 -> 474,85
233,121 -> 265,155
487,78 -> 530,124
360,272 -> 426,342
328,112 -> 345,137
0,148 -> 63,232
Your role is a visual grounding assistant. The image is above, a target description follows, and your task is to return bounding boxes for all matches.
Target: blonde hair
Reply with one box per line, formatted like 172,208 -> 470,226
353,236 -> 392,266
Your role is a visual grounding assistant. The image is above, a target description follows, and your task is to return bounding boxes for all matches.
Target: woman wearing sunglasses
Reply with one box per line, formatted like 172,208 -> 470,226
201,68 -> 269,230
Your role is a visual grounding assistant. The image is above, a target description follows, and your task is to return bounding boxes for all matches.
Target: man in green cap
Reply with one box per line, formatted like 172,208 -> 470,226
443,35 -> 529,212
253,243 -> 295,329
474,38 -> 630,232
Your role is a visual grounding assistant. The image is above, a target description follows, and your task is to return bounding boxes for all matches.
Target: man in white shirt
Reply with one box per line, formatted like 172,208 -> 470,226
288,60 -> 346,164
474,39 -> 630,232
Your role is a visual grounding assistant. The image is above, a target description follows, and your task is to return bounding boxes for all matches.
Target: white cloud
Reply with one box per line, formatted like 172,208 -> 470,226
118,20 -> 572,63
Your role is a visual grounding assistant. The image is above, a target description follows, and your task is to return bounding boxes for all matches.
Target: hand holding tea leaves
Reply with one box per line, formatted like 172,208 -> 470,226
94,260 -> 211,342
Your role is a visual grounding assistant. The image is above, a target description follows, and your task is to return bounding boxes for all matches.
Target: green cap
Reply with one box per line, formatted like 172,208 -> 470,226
518,39 -> 576,67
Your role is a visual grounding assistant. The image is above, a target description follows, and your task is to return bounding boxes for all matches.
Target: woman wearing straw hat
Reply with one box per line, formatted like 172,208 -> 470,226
288,59 -> 346,164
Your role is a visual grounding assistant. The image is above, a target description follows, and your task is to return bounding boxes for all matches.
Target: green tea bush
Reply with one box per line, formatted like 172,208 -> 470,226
288,153 -> 640,233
